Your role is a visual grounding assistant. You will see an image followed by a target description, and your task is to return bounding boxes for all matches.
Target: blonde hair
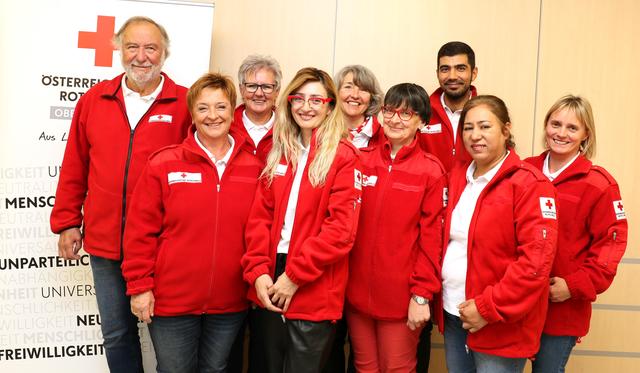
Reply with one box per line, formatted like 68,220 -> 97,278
542,95 -> 596,159
263,67 -> 347,186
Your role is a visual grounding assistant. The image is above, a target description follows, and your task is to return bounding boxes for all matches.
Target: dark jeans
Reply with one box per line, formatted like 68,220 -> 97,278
443,311 -> 526,373
531,333 -> 577,373
90,255 -> 143,373
148,311 -> 247,373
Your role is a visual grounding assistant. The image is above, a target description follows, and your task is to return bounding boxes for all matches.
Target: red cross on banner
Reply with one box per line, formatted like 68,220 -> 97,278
78,15 -> 117,67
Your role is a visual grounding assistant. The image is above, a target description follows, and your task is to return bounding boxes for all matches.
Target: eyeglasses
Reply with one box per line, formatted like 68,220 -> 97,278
381,106 -> 419,121
287,95 -> 333,107
243,83 -> 277,94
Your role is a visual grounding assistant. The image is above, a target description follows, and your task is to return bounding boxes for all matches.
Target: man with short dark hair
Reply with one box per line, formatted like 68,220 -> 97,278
50,16 -> 191,372
419,41 -> 478,171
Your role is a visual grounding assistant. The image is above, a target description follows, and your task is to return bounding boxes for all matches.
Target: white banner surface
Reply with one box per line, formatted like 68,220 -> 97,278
0,1 -> 214,371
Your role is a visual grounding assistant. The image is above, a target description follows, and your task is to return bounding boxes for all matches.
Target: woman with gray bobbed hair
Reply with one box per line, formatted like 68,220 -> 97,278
334,65 -> 384,149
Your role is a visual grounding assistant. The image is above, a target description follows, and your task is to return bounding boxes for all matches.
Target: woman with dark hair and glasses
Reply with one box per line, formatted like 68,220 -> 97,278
438,95 -> 557,373
346,83 -> 446,372
241,67 -> 361,373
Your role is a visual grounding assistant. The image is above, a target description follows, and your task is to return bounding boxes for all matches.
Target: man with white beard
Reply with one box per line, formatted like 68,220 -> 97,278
50,16 -> 191,372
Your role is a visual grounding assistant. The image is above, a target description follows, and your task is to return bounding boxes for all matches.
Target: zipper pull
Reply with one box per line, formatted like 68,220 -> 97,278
217,184 -> 220,192
388,164 -> 392,173
542,228 -> 547,239
613,231 -> 617,241
452,148 -> 456,156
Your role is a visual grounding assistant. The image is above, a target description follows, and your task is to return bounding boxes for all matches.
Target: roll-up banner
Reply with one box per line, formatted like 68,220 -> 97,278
0,1 -> 214,371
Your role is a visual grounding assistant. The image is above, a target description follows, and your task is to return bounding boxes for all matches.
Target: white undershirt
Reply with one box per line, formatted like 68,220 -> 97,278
440,92 -> 463,142
542,152 -> 580,181
276,139 -> 310,254
442,152 -> 509,316
194,132 -> 235,179
122,75 -> 164,130
243,110 -> 275,147
350,116 -> 374,149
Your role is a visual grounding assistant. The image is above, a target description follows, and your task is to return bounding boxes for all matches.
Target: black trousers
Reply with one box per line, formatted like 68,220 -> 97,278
250,253 -> 337,373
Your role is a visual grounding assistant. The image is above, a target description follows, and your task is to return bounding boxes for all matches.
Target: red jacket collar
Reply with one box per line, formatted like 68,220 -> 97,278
182,124 -> 250,165
380,135 -> 421,163
528,151 -> 592,184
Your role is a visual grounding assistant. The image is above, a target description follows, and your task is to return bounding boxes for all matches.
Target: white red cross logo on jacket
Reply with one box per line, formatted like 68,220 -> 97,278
539,197 -> 557,219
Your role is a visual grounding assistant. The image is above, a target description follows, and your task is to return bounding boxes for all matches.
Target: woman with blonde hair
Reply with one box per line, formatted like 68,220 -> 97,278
242,67 -> 362,373
526,95 -> 627,372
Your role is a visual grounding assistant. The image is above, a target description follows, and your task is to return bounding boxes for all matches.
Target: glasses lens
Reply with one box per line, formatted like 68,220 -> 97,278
309,98 -> 323,106
382,107 -> 394,118
261,84 -> 275,93
244,83 -> 258,92
400,111 -> 413,121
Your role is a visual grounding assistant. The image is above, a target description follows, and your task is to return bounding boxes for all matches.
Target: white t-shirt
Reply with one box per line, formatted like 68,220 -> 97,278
440,92 -> 462,142
350,116 -> 374,149
276,139 -> 310,254
542,152 -> 580,181
441,152 -> 509,316
243,110 -> 275,147
194,132 -> 235,179
122,75 -> 164,130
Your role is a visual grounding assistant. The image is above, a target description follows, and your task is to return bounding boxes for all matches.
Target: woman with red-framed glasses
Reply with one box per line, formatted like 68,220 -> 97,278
346,83 -> 447,373
242,67 -> 362,373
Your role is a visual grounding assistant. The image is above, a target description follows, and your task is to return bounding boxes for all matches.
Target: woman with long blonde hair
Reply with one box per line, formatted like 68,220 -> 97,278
242,67 -> 362,373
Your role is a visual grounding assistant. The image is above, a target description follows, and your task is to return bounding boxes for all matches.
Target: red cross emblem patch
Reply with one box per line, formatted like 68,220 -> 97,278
539,197 -> 557,219
613,200 -> 626,220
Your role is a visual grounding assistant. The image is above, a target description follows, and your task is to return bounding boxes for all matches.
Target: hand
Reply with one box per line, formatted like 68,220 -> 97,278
58,227 -> 82,260
268,272 -> 299,313
407,297 -> 431,331
549,277 -> 571,302
458,299 -> 488,333
255,274 -> 282,313
131,290 -> 155,324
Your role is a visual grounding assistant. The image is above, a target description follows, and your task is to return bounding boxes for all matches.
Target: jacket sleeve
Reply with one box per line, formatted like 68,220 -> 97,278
564,183 -> 628,301
50,96 -> 90,233
475,179 -> 558,324
285,151 -> 362,286
121,161 -> 165,295
410,172 -> 447,300
242,177 -> 276,286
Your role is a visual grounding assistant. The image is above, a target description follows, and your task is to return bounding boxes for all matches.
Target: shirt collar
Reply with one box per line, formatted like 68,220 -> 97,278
440,91 -> 469,114
243,110 -> 275,132
466,150 -> 510,184
543,151 -> 580,181
194,132 -> 235,164
121,74 -> 164,102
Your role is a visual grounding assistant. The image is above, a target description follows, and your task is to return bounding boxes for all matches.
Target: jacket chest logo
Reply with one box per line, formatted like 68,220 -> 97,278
275,164 -> 288,176
168,171 -> 202,184
420,123 -> 442,134
362,174 -> 377,187
149,114 -> 173,124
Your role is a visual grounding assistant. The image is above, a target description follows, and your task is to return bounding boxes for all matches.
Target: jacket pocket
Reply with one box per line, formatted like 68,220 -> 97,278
597,227 -> 627,270
391,182 -> 423,192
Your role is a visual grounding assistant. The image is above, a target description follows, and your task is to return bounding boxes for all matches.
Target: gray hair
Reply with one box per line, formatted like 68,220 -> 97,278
237,54 -> 283,88
113,16 -> 170,58
334,65 -> 383,117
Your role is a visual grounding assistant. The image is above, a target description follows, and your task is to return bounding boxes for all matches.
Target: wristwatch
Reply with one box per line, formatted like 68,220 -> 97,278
412,294 -> 428,305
